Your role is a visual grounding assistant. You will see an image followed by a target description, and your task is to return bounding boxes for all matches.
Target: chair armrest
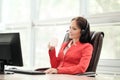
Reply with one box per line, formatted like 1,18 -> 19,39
76,71 -> 96,77
35,67 -> 49,71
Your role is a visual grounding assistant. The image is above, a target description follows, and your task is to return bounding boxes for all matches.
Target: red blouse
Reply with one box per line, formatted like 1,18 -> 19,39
48,41 -> 93,74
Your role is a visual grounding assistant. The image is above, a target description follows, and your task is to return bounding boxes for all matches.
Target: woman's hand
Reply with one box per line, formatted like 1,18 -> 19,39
44,68 -> 58,74
48,42 -> 55,50
48,38 -> 58,50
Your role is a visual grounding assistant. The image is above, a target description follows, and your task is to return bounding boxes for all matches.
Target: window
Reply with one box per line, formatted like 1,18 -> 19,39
34,25 -> 69,68
39,0 -> 80,20
91,24 -> 120,59
88,0 -> 120,15
0,0 -> 2,22
0,0 -> 31,69
1,0 -> 30,23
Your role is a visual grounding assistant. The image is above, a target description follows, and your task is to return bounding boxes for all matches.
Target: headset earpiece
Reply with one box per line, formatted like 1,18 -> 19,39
81,20 -> 89,35
81,29 -> 86,35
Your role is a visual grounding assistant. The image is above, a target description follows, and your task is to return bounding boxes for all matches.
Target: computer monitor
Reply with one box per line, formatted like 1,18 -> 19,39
0,33 -> 23,74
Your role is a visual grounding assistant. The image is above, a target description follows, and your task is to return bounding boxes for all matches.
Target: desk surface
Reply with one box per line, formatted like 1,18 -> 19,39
0,73 -> 120,80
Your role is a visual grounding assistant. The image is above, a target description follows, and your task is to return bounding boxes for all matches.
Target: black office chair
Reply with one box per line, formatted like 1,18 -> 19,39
36,31 -> 104,77
63,31 -> 104,76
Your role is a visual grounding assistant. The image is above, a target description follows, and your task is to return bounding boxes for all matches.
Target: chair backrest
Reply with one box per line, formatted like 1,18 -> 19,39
63,31 -> 104,73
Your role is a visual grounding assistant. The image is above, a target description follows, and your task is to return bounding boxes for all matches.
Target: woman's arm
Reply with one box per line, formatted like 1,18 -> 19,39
49,48 -> 60,68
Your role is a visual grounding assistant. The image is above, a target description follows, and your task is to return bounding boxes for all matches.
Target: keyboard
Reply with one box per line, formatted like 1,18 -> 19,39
5,69 -> 45,75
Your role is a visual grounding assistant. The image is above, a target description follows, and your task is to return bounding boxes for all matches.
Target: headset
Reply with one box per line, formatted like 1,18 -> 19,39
66,20 -> 89,35
81,20 -> 89,35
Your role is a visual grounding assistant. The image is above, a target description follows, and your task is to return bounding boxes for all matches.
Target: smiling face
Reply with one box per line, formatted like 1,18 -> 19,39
69,20 -> 81,41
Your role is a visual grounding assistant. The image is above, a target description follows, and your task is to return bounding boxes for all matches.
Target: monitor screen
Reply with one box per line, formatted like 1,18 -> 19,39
0,33 -> 23,74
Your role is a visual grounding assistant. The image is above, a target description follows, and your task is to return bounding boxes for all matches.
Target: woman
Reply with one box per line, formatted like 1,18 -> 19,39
45,16 -> 93,74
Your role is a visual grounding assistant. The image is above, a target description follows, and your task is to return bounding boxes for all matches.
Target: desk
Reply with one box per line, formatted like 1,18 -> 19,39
0,73 -> 120,80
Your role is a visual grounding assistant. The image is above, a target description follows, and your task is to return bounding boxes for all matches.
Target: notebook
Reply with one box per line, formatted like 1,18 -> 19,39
5,68 -> 45,75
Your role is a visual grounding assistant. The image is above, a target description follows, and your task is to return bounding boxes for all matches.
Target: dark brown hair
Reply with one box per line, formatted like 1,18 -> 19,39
71,17 -> 90,43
